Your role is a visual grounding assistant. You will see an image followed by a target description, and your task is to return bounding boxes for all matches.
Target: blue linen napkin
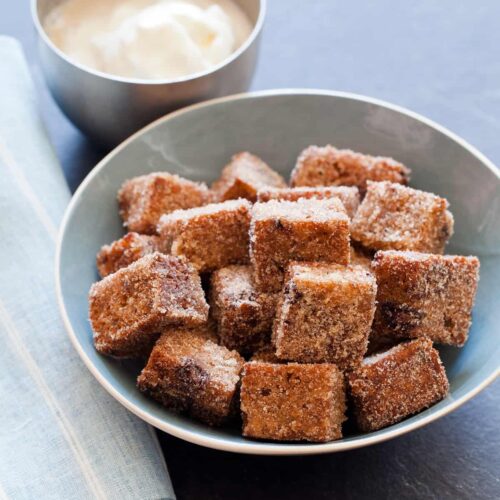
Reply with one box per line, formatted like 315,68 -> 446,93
0,36 -> 175,500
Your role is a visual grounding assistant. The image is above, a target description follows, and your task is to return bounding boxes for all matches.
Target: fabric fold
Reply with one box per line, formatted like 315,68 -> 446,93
0,36 -> 175,500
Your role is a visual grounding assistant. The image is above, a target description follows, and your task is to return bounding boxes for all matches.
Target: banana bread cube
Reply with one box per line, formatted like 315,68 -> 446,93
250,198 -> 350,292
118,172 -> 209,234
211,152 -> 287,202
290,145 -> 410,194
351,181 -> 454,254
240,362 -> 347,442
158,199 -> 252,273
96,232 -> 161,278
137,325 -> 244,426
89,253 -> 208,358
273,262 -> 377,370
371,250 -> 480,346
257,185 -> 360,219
348,338 -> 449,432
209,265 -> 279,355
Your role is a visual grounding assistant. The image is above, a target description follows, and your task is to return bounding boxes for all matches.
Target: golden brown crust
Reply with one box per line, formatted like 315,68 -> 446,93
348,338 -> 449,431
256,186 -> 360,219
273,262 -> 377,370
89,253 -> 208,358
137,326 -> 244,426
96,232 -> 160,278
290,145 -> 410,193
371,251 -> 480,346
351,181 -> 454,253
211,152 -> 287,202
209,265 -> 279,355
240,362 -> 346,442
157,199 -> 252,273
250,198 -> 351,292
118,172 -> 209,234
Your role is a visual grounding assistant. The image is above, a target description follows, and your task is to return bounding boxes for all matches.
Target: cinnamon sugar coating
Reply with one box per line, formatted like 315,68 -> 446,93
157,199 -> 252,273
351,181 -> 454,254
371,251 -> 480,346
348,338 -> 449,432
211,152 -> 287,202
250,198 -> 350,292
96,232 -> 161,278
137,325 -> 244,426
118,172 -> 209,234
209,265 -> 279,355
240,362 -> 347,442
257,186 -> 360,219
290,145 -> 410,194
89,253 -> 208,358
273,262 -> 377,370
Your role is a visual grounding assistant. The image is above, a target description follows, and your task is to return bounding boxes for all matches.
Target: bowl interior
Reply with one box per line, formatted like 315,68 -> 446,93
57,91 -> 500,454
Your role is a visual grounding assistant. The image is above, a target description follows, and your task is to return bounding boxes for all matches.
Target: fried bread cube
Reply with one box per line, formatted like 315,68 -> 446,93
273,262 -> 377,370
89,253 -> 208,358
118,172 -> 209,234
158,199 -> 252,273
137,325 -> 244,426
348,338 -> 449,431
290,145 -> 410,193
96,232 -> 161,278
240,362 -> 346,442
371,251 -> 480,346
250,198 -> 350,292
257,185 -> 360,219
351,181 -> 454,254
209,265 -> 279,355
211,152 -> 287,202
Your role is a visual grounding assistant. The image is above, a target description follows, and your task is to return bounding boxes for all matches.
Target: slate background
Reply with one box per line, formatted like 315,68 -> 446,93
3,1 -> 499,498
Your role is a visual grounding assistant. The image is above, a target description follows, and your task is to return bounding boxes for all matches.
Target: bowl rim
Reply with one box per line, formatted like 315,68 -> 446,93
56,89 -> 500,455
31,0 -> 266,85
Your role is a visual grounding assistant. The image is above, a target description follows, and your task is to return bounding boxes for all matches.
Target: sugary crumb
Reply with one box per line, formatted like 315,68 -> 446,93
273,262 -> 377,370
290,145 -> 410,193
250,198 -> 351,292
158,199 -> 252,272
257,186 -> 360,219
351,181 -> 454,254
89,252 -> 208,358
118,172 -> 209,234
211,152 -> 287,202
348,338 -> 449,431
371,250 -> 480,346
137,325 -> 244,426
96,232 -> 161,278
240,362 -> 347,442
209,265 -> 279,355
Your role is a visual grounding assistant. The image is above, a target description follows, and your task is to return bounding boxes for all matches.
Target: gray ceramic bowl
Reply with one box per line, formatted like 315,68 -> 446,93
56,90 -> 500,455
32,0 -> 265,147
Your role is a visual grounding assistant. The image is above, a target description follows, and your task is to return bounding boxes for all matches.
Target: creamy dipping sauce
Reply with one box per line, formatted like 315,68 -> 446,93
43,0 -> 253,80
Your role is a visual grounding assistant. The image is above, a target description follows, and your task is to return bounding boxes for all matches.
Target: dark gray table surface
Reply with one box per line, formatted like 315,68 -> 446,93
3,1 -> 499,499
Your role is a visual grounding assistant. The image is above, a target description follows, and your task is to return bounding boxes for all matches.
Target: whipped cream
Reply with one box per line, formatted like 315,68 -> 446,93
44,0 -> 253,80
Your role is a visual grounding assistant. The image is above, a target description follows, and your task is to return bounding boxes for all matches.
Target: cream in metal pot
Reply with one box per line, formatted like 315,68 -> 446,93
43,0 -> 253,80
